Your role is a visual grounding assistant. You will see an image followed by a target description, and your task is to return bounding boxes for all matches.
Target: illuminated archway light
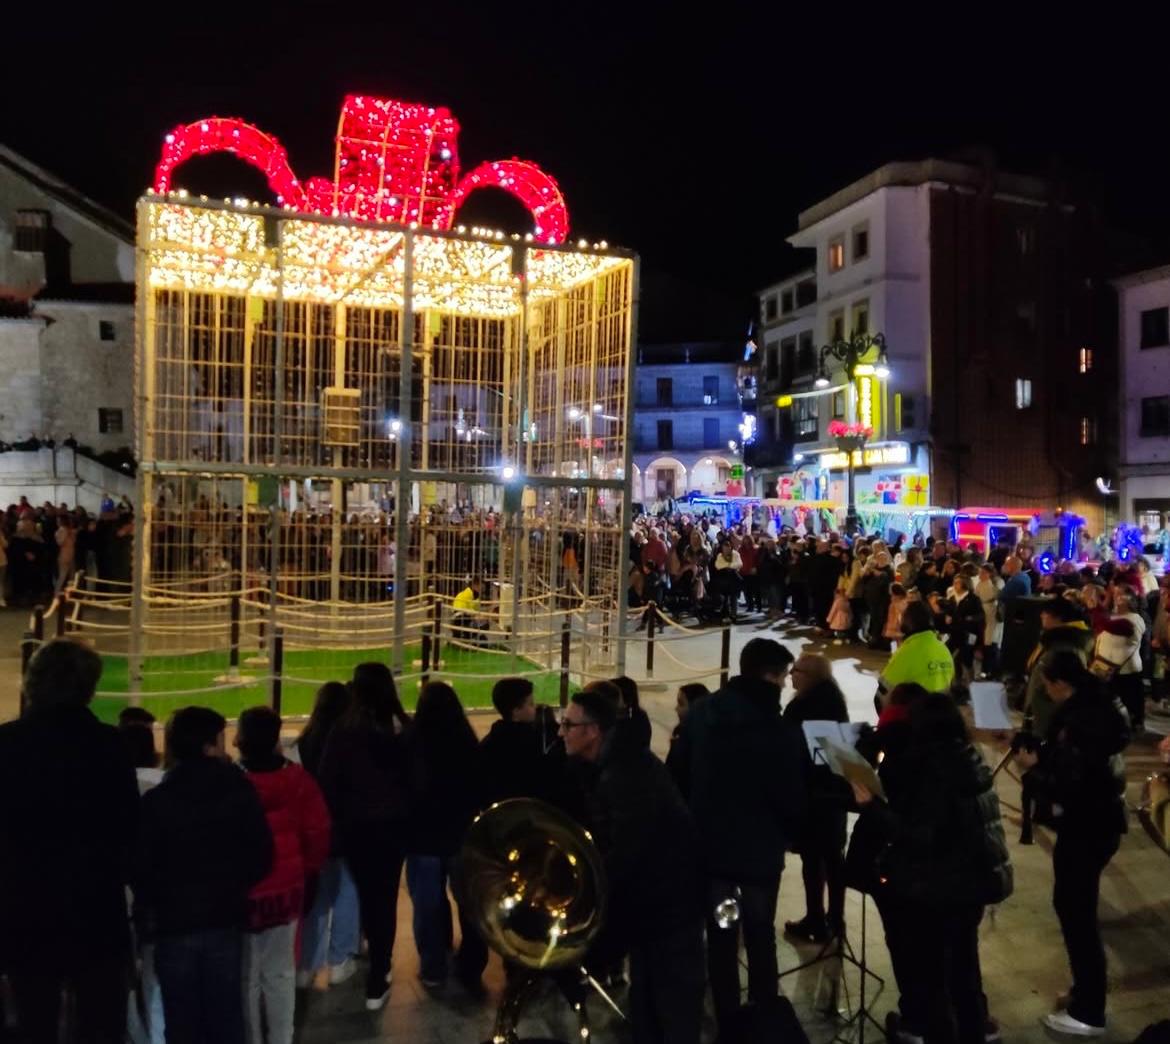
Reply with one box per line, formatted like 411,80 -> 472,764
153,95 -> 570,244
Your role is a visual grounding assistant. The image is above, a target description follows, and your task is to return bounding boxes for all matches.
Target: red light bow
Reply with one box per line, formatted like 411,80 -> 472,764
153,95 -> 569,243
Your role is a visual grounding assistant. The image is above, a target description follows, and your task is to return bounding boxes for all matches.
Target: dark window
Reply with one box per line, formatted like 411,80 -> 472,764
656,378 -> 673,406
901,395 -> 917,429
795,398 -> 818,439
99,321 -> 116,342
703,418 -> 720,447
98,408 -> 124,435
780,339 -> 795,388
766,342 -> 781,382
13,209 -> 49,253
657,419 -> 674,449
703,375 -> 719,404
1141,395 -> 1170,437
780,289 -> 794,314
797,331 -> 816,375
829,311 -> 845,342
832,391 -> 846,419
853,226 -> 869,261
1140,307 -> 1170,349
764,295 -> 778,321
796,279 -> 817,308
1016,302 -> 1037,339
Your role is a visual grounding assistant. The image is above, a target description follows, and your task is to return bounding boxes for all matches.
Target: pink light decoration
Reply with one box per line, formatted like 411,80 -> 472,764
152,95 -> 570,243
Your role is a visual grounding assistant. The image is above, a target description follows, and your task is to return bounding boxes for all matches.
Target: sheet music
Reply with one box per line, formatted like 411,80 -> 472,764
818,737 -> 886,800
800,720 -> 863,762
970,681 -> 1014,732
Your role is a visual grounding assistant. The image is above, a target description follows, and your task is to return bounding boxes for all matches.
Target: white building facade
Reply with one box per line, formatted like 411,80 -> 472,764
752,175 -> 933,523
1114,266 -> 1170,547
0,146 -> 135,457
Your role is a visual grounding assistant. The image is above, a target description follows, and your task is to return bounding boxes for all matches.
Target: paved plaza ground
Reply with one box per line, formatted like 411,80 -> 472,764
2,606 -> 1167,1041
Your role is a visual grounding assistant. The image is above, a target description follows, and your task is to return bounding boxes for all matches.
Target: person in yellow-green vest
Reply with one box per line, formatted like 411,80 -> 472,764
452,577 -> 488,644
878,600 -> 956,707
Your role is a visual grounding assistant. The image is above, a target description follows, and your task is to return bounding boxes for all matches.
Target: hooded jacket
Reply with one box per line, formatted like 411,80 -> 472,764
1025,622 -> 1094,735
674,675 -> 807,885
241,756 -> 331,932
135,757 -> 273,938
859,738 -> 1012,908
879,629 -> 956,695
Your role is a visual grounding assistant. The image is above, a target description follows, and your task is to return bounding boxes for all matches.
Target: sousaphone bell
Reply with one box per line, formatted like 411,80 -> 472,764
456,797 -> 618,1043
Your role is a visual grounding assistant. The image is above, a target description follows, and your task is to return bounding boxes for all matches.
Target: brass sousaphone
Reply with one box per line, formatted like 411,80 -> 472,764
456,797 -> 620,1044
1136,770 -> 1170,856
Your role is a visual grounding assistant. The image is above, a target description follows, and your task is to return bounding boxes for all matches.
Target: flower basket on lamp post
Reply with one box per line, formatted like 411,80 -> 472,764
827,422 -> 873,535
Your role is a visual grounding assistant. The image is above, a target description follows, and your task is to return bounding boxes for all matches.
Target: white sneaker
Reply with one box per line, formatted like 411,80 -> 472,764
295,970 -> 314,989
365,988 -> 389,1011
1042,1011 -> 1106,1036
329,957 -> 357,985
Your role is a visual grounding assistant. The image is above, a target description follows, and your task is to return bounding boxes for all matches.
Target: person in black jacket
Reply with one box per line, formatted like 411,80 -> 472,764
1016,650 -> 1129,1037
562,689 -> 705,1044
943,575 -> 986,683
0,639 -> 140,1044
850,688 -> 1011,1044
135,706 -> 273,1044
612,675 -> 653,750
671,637 -> 805,1039
318,662 -> 413,1010
781,654 -> 851,943
405,682 -> 483,991
665,682 -> 710,793
478,677 -> 561,809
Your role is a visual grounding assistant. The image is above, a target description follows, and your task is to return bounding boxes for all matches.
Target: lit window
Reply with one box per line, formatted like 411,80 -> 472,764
1079,347 -> 1093,373
1015,379 -> 1033,409
1079,417 -> 1096,445
828,237 -> 845,273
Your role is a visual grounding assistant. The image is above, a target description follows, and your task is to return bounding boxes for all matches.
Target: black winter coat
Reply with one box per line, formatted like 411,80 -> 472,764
584,727 -> 704,944
0,707 -> 140,971
407,732 -> 481,858
318,718 -> 413,852
478,718 -> 561,810
135,757 -> 273,937
1024,683 -> 1129,837
784,679 -> 852,847
674,675 -> 807,885
856,740 -> 1012,908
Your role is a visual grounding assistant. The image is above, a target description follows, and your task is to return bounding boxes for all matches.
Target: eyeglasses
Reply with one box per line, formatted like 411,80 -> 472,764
558,717 -> 595,731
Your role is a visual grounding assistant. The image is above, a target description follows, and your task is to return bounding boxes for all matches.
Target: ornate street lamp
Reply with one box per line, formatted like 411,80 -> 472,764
813,332 -> 892,535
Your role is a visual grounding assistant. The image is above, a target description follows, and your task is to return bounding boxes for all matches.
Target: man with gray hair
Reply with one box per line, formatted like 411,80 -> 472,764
0,638 -> 140,1043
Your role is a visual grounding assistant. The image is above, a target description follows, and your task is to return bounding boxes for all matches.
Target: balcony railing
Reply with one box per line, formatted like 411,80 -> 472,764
634,438 -> 731,454
635,397 -> 731,410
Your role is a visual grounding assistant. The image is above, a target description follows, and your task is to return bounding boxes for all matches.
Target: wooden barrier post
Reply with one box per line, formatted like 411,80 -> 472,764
55,598 -> 67,638
645,603 -> 656,678
559,612 -> 572,708
720,624 -> 732,688
33,605 -> 45,646
431,596 -> 443,671
421,632 -> 432,687
271,628 -> 284,715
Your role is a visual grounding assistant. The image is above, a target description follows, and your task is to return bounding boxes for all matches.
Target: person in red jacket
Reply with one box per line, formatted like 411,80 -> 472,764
236,707 -> 331,1044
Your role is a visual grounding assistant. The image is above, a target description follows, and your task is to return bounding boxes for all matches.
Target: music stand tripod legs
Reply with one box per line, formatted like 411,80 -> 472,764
777,888 -> 885,1043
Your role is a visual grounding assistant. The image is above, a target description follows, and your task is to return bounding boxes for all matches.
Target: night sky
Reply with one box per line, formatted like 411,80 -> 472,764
2,10 -> 1167,341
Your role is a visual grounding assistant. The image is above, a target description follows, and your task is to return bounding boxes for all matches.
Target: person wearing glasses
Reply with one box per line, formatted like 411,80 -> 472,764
560,690 -> 705,1044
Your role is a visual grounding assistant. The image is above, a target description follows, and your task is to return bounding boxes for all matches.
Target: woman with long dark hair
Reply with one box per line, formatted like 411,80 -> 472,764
295,682 -> 361,989
318,663 -> 412,1010
403,682 -> 482,990
1017,650 -> 1129,1036
851,686 -> 1011,1044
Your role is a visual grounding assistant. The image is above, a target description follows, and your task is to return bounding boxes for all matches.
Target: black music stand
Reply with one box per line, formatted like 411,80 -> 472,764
776,743 -> 886,1041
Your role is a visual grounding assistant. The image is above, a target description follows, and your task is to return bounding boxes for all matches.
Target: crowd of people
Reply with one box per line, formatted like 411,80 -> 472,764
630,513 -> 1170,731
4,618 -> 1167,1044
0,499 -> 135,608
2,500 -> 1169,1044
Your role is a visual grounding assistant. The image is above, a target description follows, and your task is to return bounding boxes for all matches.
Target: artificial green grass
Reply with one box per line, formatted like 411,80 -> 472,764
90,642 -> 562,723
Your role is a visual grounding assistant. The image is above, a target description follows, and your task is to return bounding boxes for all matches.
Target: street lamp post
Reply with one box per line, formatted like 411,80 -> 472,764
814,332 -> 891,536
